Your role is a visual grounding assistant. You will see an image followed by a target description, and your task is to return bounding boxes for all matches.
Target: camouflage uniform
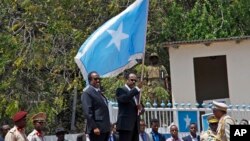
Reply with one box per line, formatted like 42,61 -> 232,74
201,130 -> 217,141
147,65 -> 168,87
146,53 -> 169,100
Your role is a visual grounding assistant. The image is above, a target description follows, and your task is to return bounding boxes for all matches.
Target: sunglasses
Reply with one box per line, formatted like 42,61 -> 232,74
130,79 -> 137,82
93,77 -> 101,81
36,121 -> 45,124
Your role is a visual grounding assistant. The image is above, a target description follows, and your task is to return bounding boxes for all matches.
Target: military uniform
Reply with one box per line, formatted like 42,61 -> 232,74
5,111 -> 28,141
147,65 -> 168,86
216,115 -> 235,141
146,53 -> 169,101
27,112 -> 47,141
201,114 -> 219,141
212,101 -> 235,141
201,130 -> 217,141
5,126 -> 28,141
27,130 -> 45,141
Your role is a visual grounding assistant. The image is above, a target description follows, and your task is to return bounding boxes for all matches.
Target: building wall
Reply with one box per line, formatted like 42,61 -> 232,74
169,39 -> 250,105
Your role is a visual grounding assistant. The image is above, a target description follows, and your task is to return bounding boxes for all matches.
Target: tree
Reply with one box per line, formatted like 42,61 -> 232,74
0,0 -> 250,133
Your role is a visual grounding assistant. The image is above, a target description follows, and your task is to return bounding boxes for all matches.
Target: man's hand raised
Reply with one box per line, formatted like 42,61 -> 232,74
137,81 -> 143,89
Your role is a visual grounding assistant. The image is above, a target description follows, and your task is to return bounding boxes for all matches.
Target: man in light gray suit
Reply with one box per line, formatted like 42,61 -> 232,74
81,71 -> 110,141
139,120 -> 150,141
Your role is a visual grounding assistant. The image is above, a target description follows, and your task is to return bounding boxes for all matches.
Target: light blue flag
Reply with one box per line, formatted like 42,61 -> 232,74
177,111 -> 199,132
201,113 -> 213,131
75,0 -> 149,82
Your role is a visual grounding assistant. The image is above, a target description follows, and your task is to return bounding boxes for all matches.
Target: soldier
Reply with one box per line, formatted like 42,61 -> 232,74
212,101 -> 235,141
200,115 -> 219,141
5,111 -> 28,141
146,53 -> 169,101
146,53 -> 169,89
27,112 -> 47,141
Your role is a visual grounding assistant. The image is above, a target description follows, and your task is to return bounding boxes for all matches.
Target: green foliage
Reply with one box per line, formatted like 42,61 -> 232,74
102,77 -> 124,100
0,0 -> 250,133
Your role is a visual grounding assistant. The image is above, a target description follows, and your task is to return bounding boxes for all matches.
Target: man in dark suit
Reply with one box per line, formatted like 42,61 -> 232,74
116,73 -> 143,141
108,123 -> 119,141
76,133 -> 87,141
149,119 -> 165,141
182,123 -> 200,141
81,71 -> 110,141
139,120 -> 150,141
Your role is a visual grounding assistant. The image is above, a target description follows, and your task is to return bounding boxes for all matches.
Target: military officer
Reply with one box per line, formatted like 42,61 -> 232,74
27,112 -> 47,141
200,115 -> 219,141
212,101 -> 235,141
5,111 -> 28,141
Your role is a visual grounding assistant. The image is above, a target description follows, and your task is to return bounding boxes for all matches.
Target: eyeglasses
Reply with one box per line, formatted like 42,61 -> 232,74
130,79 -> 137,82
36,121 -> 45,124
93,77 -> 101,81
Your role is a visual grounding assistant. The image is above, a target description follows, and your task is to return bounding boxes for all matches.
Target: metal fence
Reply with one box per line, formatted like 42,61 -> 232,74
108,102 -> 250,135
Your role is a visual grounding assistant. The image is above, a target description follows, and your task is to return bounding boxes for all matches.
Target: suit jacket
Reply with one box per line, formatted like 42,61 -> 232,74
76,133 -> 87,141
139,132 -> 150,141
116,86 -> 140,131
149,131 -> 165,141
0,136 -> 4,141
182,135 -> 200,141
81,85 -> 110,134
109,133 -> 119,141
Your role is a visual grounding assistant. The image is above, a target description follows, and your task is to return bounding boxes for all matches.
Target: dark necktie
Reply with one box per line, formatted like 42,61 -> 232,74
98,90 -> 108,105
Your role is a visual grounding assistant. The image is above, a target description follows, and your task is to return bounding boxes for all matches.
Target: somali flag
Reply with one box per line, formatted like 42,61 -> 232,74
75,0 -> 149,82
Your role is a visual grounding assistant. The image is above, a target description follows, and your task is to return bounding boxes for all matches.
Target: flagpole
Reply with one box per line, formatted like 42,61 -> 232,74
138,0 -> 149,116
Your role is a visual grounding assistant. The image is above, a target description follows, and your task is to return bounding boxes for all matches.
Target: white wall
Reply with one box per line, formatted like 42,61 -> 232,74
169,39 -> 250,105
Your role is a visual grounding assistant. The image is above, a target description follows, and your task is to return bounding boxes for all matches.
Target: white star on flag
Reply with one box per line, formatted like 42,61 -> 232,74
184,114 -> 191,129
74,0 -> 148,82
106,22 -> 129,51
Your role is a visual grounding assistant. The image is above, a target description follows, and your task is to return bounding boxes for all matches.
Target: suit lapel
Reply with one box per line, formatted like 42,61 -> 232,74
188,135 -> 192,141
89,86 -> 107,106
122,86 -> 136,105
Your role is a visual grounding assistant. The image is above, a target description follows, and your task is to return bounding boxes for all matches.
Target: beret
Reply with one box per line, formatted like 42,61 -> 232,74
12,111 -> 27,122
